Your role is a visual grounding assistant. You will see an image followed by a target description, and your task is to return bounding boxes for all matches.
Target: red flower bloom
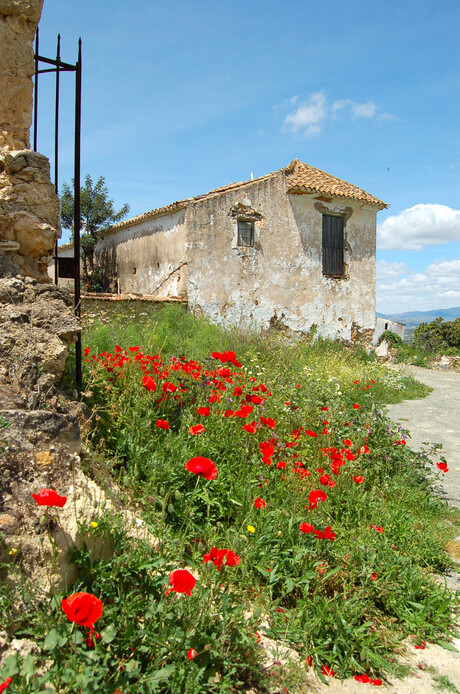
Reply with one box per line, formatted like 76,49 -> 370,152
156,419 -> 170,429
185,456 -> 218,480
0,678 -> 12,693
371,572 -> 377,581
254,498 -> 266,509
319,473 -> 332,486
276,461 -> 287,469
32,489 -> 67,508
162,381 -> 177,393
165,569 -> 196,596
414,639 -> 426,649
189,424 -> 205,436
260,417 -> 276,428
354,674 -> 371,683
61,592 -> 103,632
321,666 -> 335,677
308,489 -> 327,509
224,409 -> 235,417
197,407 -> 211,416
370,525 -> 384,533
187,648 -> 197,660
437,462 -> 449,473
304,430 -> 318,437
299,522 -> 314,534
142,375 -> 157,392
353,475 -> 365,484
203,547 -> 240,571
250,395 -> 264,405
343,438 -> 353,446
235,404 -> 253,418
353,404 -> 361,409
242,422 -> 256,433
314,526 -> 336,541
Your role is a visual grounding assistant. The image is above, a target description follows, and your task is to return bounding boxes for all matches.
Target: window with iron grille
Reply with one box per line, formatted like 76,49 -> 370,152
237,219 -> 254,247
322,214 -> 344,276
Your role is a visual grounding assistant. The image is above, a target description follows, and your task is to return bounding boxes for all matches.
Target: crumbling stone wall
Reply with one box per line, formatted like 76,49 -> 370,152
0,0 -> 61,281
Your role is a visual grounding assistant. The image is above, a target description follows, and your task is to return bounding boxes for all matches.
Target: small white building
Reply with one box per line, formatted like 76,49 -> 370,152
373,317 -> 405,344
55,159 -> 387,343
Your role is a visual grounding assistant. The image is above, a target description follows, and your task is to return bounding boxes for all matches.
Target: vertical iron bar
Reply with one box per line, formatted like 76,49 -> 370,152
74,38 -> 82,389
33,29 -> 39,151
54,34 -> 60,285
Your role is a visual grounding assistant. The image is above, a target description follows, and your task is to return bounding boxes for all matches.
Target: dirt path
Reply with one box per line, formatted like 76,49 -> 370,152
302,366 -> 460,694
386,365 -> 460,509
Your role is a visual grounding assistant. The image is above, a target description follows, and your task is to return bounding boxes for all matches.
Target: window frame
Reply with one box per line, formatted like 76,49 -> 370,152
322,213 -> 345,277
237,218 -> 255,248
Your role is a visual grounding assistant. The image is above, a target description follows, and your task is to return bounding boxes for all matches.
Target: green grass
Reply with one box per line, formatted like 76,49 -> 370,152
1,301 -> 457,694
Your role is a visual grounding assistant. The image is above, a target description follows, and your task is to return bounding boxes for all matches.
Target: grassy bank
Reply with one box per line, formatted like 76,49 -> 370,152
1,302 -> 457,694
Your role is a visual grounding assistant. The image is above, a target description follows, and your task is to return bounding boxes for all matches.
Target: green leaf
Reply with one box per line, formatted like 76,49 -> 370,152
229,498 -> 243,506
100,623 -> 117,644
20,654 -> 36,681
43,628 -> 67,650
1,655 -> 19,678
144,664 -> 176,683
436,640 -> 459,652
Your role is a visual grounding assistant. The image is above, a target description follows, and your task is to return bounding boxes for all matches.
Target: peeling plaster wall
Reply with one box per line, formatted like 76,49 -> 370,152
95,209 -> 187,297
185,171 -> 378,342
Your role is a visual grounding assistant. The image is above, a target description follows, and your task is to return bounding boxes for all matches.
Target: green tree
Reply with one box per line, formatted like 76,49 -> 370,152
60,175 -> 130,290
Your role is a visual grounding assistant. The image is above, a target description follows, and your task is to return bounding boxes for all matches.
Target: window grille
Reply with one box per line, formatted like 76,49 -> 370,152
237,219 -> 254,247
322,214 -> 344,276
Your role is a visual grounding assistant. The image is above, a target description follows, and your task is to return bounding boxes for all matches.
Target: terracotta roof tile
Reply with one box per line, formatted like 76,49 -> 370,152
285,159 -> 386,208
108,159 -> 385,233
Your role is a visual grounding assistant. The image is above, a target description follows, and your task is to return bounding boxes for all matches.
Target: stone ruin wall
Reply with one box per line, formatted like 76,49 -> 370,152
0,0 -> 60,280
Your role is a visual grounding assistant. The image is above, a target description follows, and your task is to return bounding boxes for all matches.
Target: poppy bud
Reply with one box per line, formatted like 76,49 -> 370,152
159,487 -> 166,497
39,515 -> 47,526
174,490 -> 182,500
168,504 -> 175,514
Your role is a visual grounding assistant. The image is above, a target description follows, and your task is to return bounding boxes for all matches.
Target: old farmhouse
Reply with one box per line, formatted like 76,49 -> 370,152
58,159 -> 387,342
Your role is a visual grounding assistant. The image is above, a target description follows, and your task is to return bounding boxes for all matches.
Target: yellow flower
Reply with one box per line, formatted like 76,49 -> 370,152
247,525 -> 256,534
90,521 -> 98,529
8,547 -> 18,556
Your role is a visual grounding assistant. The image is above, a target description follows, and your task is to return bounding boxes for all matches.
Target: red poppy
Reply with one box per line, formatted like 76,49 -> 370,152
142,375 -> 157,392
225,550 -> 241,567
321,666 -> 335,677
203,547 -> 240,571
276,461 -> 287,469
32,489 -> 67,508
319,473 -> 332,486
371,525 -> 384,534
254,498 -> 266,509
353,404 -> 361,409
437,462 -> 449,473
156,419 -> 170,430
353,475 -> 365,484
189,424 -> 205,436
187,648 -> 197,660
224,409 -> 235,417
343,438 -> 353,446
249,395 -> 264,405
185,456 -> 218,480
414,639 -> 426,649
236,404 -> 253,418
260,417 -> 276,428
299,523 -> 314,534
354,674 -> 371,683
304,430 -> 317,438
197,407 -> 211,416
0,678 -> 12,693
308,489 -> 327,509
371,572 -> 377,581
165,569 -> 196,596
243,423 -> 256,433
61,592 -> 103,632
314,526 -> 336,541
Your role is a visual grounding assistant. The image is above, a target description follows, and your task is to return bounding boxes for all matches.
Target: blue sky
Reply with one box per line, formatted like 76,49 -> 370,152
35,0 -> 460,314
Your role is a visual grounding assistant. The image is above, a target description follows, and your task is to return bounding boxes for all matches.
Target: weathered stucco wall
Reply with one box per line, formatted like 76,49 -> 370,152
185,171 -> 377,342
95,209 -> 188,297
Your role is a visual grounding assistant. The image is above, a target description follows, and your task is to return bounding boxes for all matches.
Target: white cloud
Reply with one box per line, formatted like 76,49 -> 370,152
283,91 -> 327,136
377,259 -> 460,313
283,92 -> 394,136
332,98 -> 378,118
377,204 -> 460,250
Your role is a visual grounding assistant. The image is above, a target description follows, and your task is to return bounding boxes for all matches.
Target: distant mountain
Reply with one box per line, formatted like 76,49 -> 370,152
377,307 -> 460,328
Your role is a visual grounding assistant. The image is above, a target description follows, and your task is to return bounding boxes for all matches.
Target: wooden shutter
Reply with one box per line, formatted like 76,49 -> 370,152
322,215 -> 344,276
237,220 -> 254,247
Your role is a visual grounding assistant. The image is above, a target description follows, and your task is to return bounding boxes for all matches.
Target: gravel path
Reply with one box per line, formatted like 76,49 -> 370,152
303,365 -> 460,694
386,365 -> 460,508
